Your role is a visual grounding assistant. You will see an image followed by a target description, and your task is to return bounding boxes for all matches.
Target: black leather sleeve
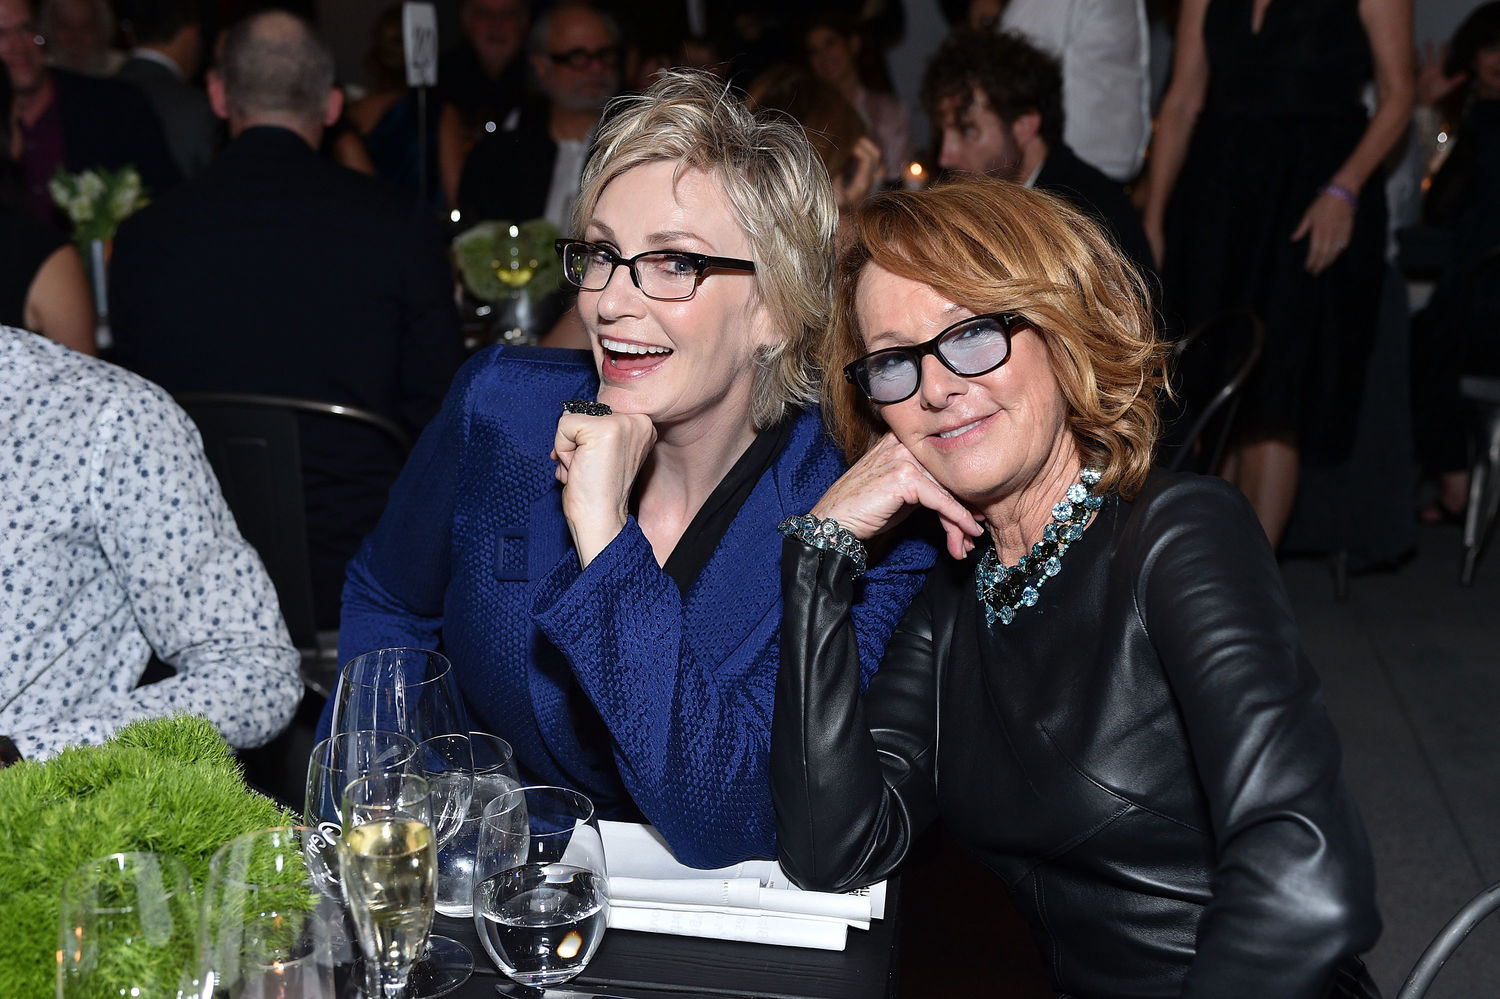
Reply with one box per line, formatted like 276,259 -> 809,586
771,538 -> 941,892
1130,480 -> 1381,998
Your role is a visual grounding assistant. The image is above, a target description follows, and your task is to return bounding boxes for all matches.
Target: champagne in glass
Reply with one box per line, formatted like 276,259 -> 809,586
471,786 -> 607,988
340,774 -> 438,998
330,648 -> 475,994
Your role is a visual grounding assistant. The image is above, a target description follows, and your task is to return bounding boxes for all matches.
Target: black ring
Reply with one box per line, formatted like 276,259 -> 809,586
561,399 -> 612,417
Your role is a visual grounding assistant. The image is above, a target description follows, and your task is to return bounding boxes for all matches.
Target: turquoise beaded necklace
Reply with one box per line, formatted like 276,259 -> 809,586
975,467 -> 1104,628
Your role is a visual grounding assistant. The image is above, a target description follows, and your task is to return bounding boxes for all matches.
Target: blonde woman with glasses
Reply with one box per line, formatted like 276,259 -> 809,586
322,69 -> 933,869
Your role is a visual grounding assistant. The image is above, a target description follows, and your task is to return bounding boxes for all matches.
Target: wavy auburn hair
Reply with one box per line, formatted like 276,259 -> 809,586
824,176 -> 1166,497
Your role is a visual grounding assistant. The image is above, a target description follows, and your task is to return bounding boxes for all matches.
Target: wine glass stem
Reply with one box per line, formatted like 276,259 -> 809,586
366,960 -> 410,998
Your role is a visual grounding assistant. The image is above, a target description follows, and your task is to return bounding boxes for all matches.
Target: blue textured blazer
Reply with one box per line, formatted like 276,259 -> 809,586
322,348 -> 933,867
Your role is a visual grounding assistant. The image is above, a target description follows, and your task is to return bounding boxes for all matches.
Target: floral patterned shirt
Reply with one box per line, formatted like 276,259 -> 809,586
0,327 -> 301,759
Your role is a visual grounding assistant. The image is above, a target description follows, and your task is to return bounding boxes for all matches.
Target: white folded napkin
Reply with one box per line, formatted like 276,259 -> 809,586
597,821 -> 886,951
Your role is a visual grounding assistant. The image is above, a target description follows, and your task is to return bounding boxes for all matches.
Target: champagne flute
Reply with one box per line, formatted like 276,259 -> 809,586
430,733 -> 520,918
58,851 -> 200,999
329,650 -> 475,993
472,786 -> 608,988
339,773 -> 439,998
200,826 -> 338,998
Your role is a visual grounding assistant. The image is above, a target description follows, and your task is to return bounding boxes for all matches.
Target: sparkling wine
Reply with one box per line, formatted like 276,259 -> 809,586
473,866 -> 606,986
340,818 -> 437,984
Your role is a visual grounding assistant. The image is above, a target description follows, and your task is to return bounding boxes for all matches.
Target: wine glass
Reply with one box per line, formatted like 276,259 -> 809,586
303,732 -> 417,896
414,734 -> 475,853
200,826 -> 339,998
329,650 -> 475,993
472,786 -> 608,988
429,733 -> 520,918
327,648 -> 470,746
58,851 -> 200,999
339,773 -> 439,999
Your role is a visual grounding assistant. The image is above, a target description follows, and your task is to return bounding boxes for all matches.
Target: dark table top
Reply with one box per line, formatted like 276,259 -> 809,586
439,879 -> 901,999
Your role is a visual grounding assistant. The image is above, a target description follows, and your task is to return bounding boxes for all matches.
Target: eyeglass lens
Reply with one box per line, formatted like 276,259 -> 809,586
858,316 -> 1013,403
563,243 -> 699,301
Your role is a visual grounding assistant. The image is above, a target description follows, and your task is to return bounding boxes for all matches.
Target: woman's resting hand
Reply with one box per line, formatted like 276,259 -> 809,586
811,433 -> 983,560
552,409 -> 658,567
1291,188 -> 1356,276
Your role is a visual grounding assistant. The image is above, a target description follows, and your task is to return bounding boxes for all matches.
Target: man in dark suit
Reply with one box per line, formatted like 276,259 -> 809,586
0,0 -> 179,225
456,1 -> 621,228
115,0 -> 216,178
109,9 -> 464,630
922,28 -> 1156,288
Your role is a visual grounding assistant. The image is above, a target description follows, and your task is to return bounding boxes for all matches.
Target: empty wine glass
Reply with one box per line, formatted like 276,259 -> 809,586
58,851 -> 200,999
339,773 -> 439,999
431,733 -> 520,918
303,732 -> 417,895
200,826 -> 339,998
472,786 -> 608,989
328,648 -> 470,746
414,734 -> 475,851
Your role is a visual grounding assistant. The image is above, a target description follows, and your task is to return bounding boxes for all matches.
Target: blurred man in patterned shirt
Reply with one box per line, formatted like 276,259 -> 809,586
0,325 -> 301,765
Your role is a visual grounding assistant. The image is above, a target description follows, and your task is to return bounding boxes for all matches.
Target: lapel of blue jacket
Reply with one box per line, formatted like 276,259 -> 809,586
679,408 -> 827,666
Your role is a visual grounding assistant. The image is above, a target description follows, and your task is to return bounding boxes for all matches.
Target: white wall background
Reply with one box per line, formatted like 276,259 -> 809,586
1416,0 -> 1488,48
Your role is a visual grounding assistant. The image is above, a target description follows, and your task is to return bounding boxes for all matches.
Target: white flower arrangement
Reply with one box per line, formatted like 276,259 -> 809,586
48,166 -> 149,246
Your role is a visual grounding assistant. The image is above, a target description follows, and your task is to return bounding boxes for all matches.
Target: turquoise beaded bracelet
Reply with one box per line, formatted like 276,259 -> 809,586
778,514 -> 868,579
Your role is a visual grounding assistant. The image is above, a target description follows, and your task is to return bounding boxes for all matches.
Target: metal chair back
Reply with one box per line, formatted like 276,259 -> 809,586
1160,310 -> 1266,474
175,392 -> 412,652
1458,246 -> 1500,584
1397,881 -> 1500,998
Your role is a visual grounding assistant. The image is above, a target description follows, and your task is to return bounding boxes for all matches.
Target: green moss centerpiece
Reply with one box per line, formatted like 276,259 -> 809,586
0,715 -> 292,997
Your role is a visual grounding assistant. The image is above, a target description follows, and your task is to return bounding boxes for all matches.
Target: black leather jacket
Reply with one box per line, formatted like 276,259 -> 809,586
772,473 -> 1380,998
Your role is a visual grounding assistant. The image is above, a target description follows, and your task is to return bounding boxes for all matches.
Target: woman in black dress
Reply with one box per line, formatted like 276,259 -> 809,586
1143,0 -> 1412,547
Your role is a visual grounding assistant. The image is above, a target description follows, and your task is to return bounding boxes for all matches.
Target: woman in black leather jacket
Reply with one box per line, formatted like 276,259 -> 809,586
770,176 -> 1382,998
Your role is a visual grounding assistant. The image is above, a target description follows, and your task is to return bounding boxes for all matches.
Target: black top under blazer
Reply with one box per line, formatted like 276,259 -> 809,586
772,472 -> 1379,998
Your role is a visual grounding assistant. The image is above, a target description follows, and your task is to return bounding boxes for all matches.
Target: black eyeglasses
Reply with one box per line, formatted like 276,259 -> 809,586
843,312 -> 1027,404
547,44 -> 620,69
555,239 -> 756,302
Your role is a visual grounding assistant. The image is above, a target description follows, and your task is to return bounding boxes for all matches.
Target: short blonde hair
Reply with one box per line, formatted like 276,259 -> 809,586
572,68 -> 838,430
825,177 -> 1166,497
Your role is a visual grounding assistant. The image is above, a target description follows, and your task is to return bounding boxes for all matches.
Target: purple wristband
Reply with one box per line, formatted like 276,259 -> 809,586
1320,183 -> 1359,210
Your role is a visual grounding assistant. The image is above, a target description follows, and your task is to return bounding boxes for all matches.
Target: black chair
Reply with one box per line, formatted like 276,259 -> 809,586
1396,880 -> 1500,998
1158,310 -> 1266,474
1457,247 -> 1500,585
175,392 -> 412,666
177,393 -> 412,806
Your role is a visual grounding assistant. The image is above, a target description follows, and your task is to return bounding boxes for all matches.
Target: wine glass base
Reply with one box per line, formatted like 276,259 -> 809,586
348,936 -> 472,998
